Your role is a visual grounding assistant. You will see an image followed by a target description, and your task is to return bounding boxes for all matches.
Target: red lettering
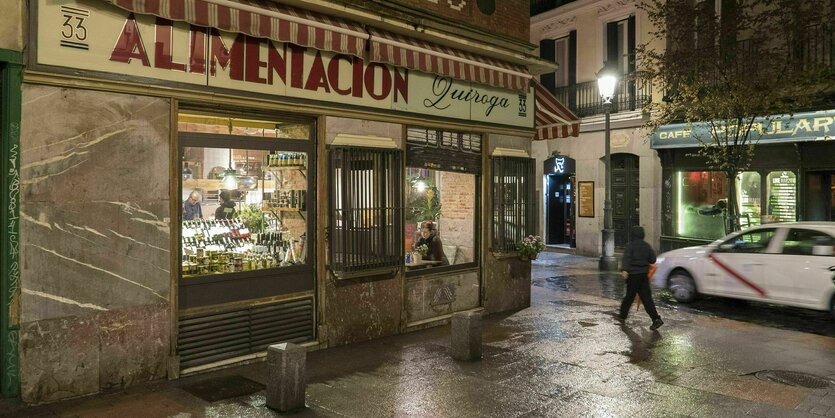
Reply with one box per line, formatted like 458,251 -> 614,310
393,68 -> 408,103
110,14 -> 150,66
304,51 -> 330,92
209,30 -> 244,80
289,45 -> 305,89
188,26 -> 206,74
364,63 -> 391,100
352,57 -> 364,98
244,37 -> 267,84
327,54 -> 352,95
154,18 -> 186,72
267,42 -> 287,85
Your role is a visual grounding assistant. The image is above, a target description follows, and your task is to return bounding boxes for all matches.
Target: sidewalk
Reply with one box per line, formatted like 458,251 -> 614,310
3,253 -> 835,417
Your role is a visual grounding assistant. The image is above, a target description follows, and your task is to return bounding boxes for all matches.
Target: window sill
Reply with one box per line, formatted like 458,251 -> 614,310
405,263 -> 479,279
490,251 -> 519,260
331,266 -> 400,280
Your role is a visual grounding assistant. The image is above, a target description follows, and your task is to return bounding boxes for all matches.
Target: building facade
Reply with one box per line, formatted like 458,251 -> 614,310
531,0 -> 662,256
0,0 -> 579,403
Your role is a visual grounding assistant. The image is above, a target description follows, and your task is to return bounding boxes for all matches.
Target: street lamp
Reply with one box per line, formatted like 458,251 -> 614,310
598,62 -> 619,272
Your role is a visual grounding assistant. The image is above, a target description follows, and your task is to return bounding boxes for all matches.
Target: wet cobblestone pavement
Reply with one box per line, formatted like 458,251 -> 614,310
2,251 -> 834,417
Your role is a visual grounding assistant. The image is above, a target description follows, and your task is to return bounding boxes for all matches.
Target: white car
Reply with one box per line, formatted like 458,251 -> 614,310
653,222 -> 835,319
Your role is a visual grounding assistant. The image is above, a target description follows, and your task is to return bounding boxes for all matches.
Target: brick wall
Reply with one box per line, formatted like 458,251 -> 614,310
438,171 -> 476,263
392,0 -> 530,41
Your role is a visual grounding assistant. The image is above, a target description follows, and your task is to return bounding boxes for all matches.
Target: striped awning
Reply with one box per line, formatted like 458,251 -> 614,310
368,28 -> 531,91
105,0 -> 368,58
533,80 -> 580,140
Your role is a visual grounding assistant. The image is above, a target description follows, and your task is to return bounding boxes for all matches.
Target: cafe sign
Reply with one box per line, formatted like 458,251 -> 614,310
35,0 -> 533,129
651,109 -> 835,149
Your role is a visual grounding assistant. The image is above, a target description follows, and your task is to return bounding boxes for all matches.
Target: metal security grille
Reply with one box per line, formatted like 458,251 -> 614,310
329,147 -> 403,275
178,298 -> 314,370
406,128 -> 482,174
492,157 -> 535,252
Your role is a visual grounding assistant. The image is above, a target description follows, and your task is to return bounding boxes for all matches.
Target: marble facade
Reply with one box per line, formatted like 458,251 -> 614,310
18,85 -> 171,403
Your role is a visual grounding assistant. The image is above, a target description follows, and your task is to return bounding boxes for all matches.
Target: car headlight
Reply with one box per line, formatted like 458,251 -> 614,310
656,257 -> 665,265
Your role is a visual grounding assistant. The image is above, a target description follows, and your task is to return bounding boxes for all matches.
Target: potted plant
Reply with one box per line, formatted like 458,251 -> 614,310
516,235 -> 545,261
240,204 -> 268,235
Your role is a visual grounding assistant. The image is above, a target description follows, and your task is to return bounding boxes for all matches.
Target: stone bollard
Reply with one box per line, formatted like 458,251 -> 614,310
266,342 -> 306,412
451,311 -> 482,361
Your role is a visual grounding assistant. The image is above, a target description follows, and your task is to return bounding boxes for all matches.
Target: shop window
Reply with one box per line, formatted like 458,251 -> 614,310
179,112 -> 313,281
329,147 -> 402,277
765,171 -> 797,223
736,171 -> 761,229
781,229 -> 835,256
491,157 -> 535,252
676,171 -> 727,239
405,128 -> 481,273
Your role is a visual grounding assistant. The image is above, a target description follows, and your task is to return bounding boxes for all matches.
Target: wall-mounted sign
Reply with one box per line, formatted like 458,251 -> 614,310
651,109 -> 835,149
36,0 -> 534,129
543,155 -> 575,175
578,181 -> 594,218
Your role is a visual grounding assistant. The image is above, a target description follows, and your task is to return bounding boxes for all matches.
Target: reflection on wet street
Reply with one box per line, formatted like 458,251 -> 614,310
533,254 -> 835,337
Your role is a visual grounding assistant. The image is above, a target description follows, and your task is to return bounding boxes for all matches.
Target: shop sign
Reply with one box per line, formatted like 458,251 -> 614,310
651,109 -> 835,149
35,0 -> 533,129
543,155 -> 575,175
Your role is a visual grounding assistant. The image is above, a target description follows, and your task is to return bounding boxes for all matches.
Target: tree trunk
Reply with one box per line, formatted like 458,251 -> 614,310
725,171 -> 740,234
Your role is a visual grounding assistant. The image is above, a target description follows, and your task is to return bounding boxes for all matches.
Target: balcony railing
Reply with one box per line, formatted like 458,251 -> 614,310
552,73 -> 652,118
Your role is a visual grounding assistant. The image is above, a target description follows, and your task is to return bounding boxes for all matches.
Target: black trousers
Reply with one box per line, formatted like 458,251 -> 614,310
619,273 -> 661,320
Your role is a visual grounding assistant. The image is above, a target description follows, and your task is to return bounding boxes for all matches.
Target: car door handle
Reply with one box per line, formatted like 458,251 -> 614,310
829,266 -> 835,272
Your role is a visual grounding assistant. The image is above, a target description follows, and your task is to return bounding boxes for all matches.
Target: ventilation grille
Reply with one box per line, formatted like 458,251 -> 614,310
178,298 -> 314,369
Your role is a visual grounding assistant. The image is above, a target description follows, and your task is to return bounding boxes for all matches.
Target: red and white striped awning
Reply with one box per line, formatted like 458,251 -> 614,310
105,0 -> 368,58
533,80 -> 580,140
368,28 -> 531,91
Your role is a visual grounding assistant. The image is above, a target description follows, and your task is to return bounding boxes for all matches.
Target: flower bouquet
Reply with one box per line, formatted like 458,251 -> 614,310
415,244 -> 429,257
516,235 -> 545,261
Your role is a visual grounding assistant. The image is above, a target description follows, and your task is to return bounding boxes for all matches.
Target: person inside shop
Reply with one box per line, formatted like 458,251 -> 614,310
697,198 -> 727,216
415,221 -> 448,265
215,190 -> 237,220
183,191 -> 203,220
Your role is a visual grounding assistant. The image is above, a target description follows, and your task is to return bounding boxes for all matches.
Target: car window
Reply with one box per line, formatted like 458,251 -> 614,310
781,229 -> 835,256
717,229 -> 777,254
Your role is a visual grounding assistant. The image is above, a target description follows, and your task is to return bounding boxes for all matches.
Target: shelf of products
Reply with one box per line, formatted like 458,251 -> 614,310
181,218 -> 304,277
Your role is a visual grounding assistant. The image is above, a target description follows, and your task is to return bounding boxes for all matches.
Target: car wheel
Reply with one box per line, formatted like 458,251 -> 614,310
669,270 -> 697,303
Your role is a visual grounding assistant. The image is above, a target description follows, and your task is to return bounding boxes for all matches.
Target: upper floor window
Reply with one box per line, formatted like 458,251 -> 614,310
606,16 -> 636,75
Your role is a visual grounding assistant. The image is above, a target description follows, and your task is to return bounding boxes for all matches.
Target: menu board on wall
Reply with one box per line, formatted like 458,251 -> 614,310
766,172 -> 796,223
578,181 -> 594,218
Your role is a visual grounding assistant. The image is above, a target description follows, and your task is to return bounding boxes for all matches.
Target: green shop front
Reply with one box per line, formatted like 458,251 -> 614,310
653,110 -> 835,252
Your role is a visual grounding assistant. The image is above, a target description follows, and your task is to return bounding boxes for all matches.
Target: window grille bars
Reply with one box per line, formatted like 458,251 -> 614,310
491,157 -> 535,252
329,147 -> 403,274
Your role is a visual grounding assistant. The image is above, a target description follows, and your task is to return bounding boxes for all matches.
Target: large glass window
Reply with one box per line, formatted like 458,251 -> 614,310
765,171 -> 797,223
676,170 -> 763,240
405,128 -> 481,273
179,112 -> 312,279
405,168 -> 477,269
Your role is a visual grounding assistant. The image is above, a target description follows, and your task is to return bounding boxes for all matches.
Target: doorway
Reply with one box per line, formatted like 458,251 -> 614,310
805,171 -> 835,221
547,174 -> 575,245
612,154 -> 640,248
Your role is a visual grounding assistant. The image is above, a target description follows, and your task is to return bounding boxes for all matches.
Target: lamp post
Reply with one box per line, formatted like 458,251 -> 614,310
597,63 -> 619,272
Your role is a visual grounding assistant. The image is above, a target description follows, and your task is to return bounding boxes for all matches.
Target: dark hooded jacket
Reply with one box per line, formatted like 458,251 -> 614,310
214,200 -> 237,220
621,226 -> 656,275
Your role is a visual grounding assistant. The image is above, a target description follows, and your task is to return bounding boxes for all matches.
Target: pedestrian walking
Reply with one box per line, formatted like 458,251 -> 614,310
618,225 -> 663,330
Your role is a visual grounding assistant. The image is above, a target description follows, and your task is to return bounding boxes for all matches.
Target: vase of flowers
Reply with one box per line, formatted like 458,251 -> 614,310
516,235 -> 545,261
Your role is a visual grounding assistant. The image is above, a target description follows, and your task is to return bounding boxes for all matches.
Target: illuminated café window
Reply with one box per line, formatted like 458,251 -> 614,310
179,111 -> 313,278
491,157 -> 535,252
675,171 -> 728,240
405,128 -> 481,273
736,171 -> 761,229
765,171 -> 797,223
329,147 -> 403,278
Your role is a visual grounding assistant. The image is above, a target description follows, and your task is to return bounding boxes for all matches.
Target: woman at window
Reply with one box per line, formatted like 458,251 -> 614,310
416,221 -> 448,265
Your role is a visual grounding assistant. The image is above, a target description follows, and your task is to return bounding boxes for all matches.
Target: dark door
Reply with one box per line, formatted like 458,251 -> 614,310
547,174 -> 574,245
805,172 -> 835,221
612,154 -> 640,248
